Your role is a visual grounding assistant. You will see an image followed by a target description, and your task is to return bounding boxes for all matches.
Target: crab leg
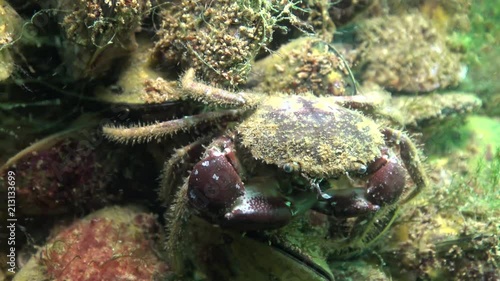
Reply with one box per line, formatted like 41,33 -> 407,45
381,127 -> 428,204
102,109 -> 243,144
159,136 -> 213,206
165,180 -> 191,263
181,68 -> 263,108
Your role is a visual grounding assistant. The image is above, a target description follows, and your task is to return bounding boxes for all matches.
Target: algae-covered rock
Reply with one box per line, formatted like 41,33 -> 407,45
249,37 -> 356,96
380,202 -> 499,280
13,206 -> 170,281
42,0 -> 152,80
382,0 -> 471,33
0,126 -> 122,215
95,38 -> 181,105
355,13 -> 466,93
152,0 -> 278,87
0,0 -> 22,82
390,92 -> 482,127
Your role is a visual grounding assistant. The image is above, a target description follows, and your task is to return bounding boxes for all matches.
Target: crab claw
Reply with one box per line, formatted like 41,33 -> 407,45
314,188 -> 380,218
223,177 -> 292,230
365,156 -> 406,206
314,154 -> 406,218
188,149 -> 245,212
188,148 -> 291,230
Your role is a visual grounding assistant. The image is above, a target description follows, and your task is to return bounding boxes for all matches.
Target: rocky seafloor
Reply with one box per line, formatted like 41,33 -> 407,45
0,0 -> 499,280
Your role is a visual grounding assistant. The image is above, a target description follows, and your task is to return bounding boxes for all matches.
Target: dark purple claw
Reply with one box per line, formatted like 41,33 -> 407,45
365,156 -> 406,206
188,149 -> 244,212
222,183 -> 292,230
187,138 -> 292,230
315,188 -> 380,218
314,151 -> 407,218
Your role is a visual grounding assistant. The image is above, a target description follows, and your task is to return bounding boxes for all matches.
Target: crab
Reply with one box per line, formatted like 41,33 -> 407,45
103,68 -> 428,247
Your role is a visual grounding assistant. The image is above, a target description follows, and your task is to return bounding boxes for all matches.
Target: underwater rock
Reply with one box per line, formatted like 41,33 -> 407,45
327,0 -> 375,26
0,0 -> 22,82
151,0 -> 279,87
95,38 -> 181,105
355,84 -> 482,129
355,13 -> 466,93
286,0 -> 375,40
42,0 -> 152,80
13,206 -> 170,281
0,126 -> 121,215
381,204 -> 499,280
383,0 -> 471,33
389,92 -> 482,127
249,37 -> 355,96
379,184 -> 499,280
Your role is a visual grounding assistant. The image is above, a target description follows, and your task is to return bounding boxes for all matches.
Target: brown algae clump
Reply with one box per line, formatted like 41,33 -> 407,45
356,13 -> 466,92
152,0 -> 278,87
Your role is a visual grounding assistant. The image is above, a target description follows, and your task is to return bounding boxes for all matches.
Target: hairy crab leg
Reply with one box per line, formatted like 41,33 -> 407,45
102,109 -> 243,144
381,127 -> 428,204
159,136 -> 213,206
164,181 -> 191,270
181,68 -> 263,108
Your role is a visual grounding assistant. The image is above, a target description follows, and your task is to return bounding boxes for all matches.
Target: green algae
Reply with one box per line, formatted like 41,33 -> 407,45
447,116 -> 500,214
428,115 -> 500,214
424,115 -> 500,155
457,1 -> 500,116
423,118 -> 472,156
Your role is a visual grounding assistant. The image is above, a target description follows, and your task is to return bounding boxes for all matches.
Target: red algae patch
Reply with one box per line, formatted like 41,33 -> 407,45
14,206 -> 169,281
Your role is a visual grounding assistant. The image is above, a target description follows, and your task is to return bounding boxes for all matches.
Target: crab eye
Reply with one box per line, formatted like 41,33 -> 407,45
283,163 -> 294,173
357,164 -> 367,175
283,162 -> 299,173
